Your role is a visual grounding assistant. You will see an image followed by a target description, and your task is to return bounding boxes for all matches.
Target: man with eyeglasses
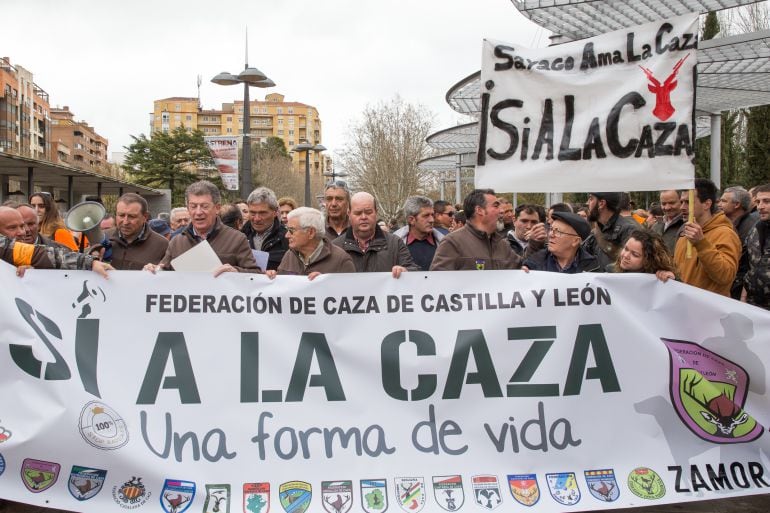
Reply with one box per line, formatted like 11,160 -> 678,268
431,189 -> 540,271
522,211 -> 599,273
433,200 -> 455,235
267,207 -> 355,279
324,181 -> 351,239
241,187 -> 288,271
145,180 -> 258,275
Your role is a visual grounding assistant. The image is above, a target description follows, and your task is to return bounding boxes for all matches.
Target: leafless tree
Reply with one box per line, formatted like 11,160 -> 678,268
339,96 -> 435,220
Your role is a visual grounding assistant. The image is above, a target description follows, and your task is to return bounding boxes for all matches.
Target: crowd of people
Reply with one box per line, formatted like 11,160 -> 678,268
2,176 -> 770,310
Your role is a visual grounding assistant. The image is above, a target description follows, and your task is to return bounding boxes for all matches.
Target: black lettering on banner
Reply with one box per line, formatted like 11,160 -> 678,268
532,99 -> 555,160
506,326 -> 559,397
489,99 -> 523,160
381,330 -> 437,401
285,333 -> 345,402
607,92 -> 646,157
558,95 -> 581,161
136,332 -> 201,405
493,45 -> 516,71
443,330 -> 503,399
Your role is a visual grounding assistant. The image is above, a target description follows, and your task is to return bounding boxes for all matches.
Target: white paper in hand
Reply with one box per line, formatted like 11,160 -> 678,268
170,240 -> 222,272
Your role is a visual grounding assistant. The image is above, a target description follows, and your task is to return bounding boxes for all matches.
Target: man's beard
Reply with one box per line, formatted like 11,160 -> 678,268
588,205 -> 600,223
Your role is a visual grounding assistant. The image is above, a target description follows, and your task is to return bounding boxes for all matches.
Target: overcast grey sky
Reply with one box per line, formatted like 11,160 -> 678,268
3,0 -> 549,161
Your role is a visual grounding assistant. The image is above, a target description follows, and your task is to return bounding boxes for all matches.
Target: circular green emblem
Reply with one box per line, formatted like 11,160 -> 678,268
627,467 -> 665,500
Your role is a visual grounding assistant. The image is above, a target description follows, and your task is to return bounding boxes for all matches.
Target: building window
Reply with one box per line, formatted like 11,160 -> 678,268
289,130 -> 294,136
186,115 -> 192,121
227,116 -> 232,122
278,118 -> 283,126
288,118 -> 294,126
277,107 -> 283,114
278,130 -> 284,135
175,104 -> 181,111
226,127 -> 232,133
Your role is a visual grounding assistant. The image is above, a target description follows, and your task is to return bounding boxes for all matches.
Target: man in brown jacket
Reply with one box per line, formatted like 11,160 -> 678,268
144,181 -> 258,275
268,207 -> 354,279
93,193 -> 168,270
431,189 -> 543,271
333,192 -> 419,278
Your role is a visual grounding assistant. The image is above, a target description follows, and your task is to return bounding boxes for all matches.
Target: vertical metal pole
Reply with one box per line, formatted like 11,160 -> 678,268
27,166 -> 34,196
455,155 -> 462,206
440,179 -> 445,201
513,193 -> 518,210
242,80 -> 253,195
304,150 -> 311,207
710,113 -> 721,189
97,182 -> 103,199
67,176 -> 74,209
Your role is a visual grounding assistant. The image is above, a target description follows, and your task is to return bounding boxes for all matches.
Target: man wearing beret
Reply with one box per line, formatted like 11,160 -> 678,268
522,211 -> 599,273
582,192 -> 637,269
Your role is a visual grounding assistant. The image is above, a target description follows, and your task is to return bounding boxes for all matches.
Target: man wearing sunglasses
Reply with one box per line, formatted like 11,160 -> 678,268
433,200 -> 455,235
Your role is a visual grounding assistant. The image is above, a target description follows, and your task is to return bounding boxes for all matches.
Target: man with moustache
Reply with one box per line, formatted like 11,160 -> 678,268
324,181 -> 351,239
743,183 -> 770,308
393,195 -> 444,271
652,189 -> 685,255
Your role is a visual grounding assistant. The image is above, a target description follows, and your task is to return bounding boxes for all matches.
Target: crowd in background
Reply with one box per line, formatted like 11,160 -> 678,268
2,177 -> 769,310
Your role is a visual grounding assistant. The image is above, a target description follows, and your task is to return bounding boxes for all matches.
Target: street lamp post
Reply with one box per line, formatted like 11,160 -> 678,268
293,141 -> 327,207
322,166 -> 347,184
211,66 -> 275,195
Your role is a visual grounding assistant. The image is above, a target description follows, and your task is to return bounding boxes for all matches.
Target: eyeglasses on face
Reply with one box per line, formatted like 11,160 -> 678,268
286,226 -> 308,234
549,227 -> 580,238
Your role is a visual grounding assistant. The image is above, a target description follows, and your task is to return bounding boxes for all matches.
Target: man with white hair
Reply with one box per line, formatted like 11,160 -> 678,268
169,206 -> 191,238
267,207 -> 354,279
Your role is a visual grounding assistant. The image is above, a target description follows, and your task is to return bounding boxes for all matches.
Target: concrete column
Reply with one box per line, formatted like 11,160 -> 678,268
710,113 -> 721,188
27,166 -> 34,196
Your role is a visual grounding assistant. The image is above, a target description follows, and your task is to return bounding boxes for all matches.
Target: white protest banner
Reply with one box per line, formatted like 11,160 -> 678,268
476,14 -> 698,193
204,136 -> 239,191
1,265 -> 769,513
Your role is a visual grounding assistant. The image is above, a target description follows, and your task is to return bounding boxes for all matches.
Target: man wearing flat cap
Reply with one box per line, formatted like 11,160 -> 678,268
582,192 -> 637,269
522,211 -> 599,273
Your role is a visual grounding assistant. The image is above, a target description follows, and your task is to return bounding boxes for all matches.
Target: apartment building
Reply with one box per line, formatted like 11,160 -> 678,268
50,106 -> 109,171
0,57 -> 50,160
151,93 -> 325,175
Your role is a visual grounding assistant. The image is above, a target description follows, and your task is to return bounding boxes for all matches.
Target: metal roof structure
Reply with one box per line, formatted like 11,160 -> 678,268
445,28 -> 770,117
510,0 -> 764,41
417,153 -> 475,172
698,28 -> 770,113
425,122 -> 479,153
0,152 -> 163,207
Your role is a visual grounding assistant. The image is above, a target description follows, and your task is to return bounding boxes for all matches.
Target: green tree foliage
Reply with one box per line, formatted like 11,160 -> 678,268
744,105 -> 770,187
123,126 -> 214,205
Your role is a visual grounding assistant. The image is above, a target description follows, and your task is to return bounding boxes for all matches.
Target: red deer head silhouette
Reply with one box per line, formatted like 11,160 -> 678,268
639,54 -> 690,121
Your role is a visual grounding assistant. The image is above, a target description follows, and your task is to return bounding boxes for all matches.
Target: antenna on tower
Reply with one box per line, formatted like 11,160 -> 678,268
196,74 -> 202,109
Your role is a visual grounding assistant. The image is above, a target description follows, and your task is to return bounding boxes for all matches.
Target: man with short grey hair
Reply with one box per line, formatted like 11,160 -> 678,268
146,180 -> 258,275
242,186 -> 288,271
720,186 -> 759,299
268,207 -> 354,279
393,196 -> 444,271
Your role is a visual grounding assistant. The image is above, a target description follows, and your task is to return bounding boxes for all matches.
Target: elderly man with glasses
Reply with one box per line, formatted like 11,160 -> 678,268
267,207 -> 354,280
522,212 -> 599,273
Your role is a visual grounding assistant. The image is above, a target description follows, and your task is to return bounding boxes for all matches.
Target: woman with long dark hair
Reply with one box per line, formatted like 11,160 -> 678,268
612,229 -> 677,282
29,192 -> 79,251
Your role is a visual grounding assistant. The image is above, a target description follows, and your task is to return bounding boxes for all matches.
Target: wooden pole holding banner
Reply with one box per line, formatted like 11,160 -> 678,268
686,189 -> 694,258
